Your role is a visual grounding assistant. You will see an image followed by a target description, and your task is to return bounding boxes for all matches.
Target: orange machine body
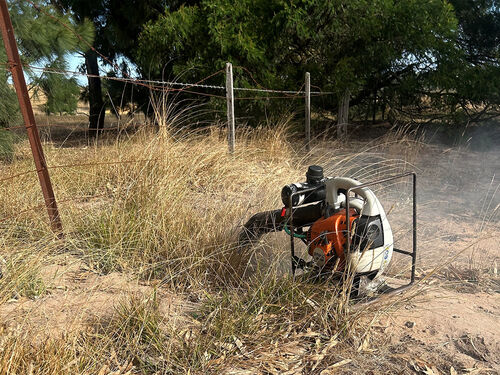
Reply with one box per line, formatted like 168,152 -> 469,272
307,208 -> 359,269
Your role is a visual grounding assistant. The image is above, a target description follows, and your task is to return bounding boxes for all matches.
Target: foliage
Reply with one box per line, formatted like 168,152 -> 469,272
0,70 -> 20,129
137,1 -> 457,118
135,0 -> 500,125
0,128 -> 15,162
35,60 -> 81,115
436,0 -> 500,122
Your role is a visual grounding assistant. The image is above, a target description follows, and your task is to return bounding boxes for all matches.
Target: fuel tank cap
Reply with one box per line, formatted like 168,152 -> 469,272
306,165 -> 324,184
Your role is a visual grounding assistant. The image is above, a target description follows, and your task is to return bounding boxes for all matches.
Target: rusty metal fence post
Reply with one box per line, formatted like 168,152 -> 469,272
0,0 -> 63,234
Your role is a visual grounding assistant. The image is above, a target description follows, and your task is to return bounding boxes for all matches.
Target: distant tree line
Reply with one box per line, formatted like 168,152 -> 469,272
0,0 -> 499,134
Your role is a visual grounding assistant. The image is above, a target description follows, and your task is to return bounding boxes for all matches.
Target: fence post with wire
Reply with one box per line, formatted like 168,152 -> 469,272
226,62 -> 235,153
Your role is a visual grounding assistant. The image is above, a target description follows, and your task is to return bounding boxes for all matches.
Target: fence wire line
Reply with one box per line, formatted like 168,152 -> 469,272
0,169 -> 35,183
2,63 -> 335,96
25,64 -> 226,90
0,158 -> 160,185
0,192 -> 109,224
25,0 -> 148,87
3,63 -> 335,99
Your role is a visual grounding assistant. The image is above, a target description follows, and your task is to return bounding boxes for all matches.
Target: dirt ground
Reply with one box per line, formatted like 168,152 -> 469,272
0,256 -> 191,340
357,129 -> 499,374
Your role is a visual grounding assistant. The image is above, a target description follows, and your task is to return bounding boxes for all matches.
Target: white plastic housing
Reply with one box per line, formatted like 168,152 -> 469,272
325,177 -> 393,275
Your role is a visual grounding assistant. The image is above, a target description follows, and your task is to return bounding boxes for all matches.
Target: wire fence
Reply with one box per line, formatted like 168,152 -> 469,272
0,59 -> 338,151
0,61 -> 334,133
0,62 -> 334,95
4,63 -> 334,95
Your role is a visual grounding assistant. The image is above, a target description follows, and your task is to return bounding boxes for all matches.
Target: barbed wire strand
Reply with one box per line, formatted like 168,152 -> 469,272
0,169 -> 36,183
0,192 -> 109,224
233,66 -> 302,96
2,60 -> 334,97
0,158 -> 160,185
0,64 -> 226,101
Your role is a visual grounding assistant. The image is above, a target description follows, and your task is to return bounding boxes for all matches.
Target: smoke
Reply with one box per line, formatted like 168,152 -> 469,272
322,122 -> 499,272
383,122 -> 500,272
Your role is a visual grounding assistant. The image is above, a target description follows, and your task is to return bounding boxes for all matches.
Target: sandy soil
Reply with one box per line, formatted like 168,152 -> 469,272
378,288 -> 499,372
0,255 -> 191,340
357,137 -> 500,373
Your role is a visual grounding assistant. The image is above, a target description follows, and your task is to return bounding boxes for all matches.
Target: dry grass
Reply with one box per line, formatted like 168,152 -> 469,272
0,117 -> 414,373
0,242 -> 49,304
2,102 -> 497,373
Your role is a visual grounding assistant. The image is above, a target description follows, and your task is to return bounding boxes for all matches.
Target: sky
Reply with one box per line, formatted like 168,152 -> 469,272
67,53 -> 87,85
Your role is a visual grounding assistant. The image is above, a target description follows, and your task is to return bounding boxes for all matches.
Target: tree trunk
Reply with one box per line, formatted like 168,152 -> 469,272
364,102 -> 370,126
372,90 -> 377,124
381,90 -> 386,121
85,50 -> 105,135
372,95 -> 377,124
337,89 -> 350,139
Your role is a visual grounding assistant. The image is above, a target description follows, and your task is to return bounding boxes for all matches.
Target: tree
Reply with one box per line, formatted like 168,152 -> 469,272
0,1 -> 92,127
52,0 -> 107,134
433,0 -> 500,123
102,1 -> 201,116
0,1 -> 92,161
36,61 -> 81,115
137,0 -> 459,126
52,1 -> 193,131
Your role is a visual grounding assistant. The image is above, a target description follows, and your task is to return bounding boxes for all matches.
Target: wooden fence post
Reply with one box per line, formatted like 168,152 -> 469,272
226,62 -> 235,153
0,0 -> 62,235
305,72 -> 311,151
